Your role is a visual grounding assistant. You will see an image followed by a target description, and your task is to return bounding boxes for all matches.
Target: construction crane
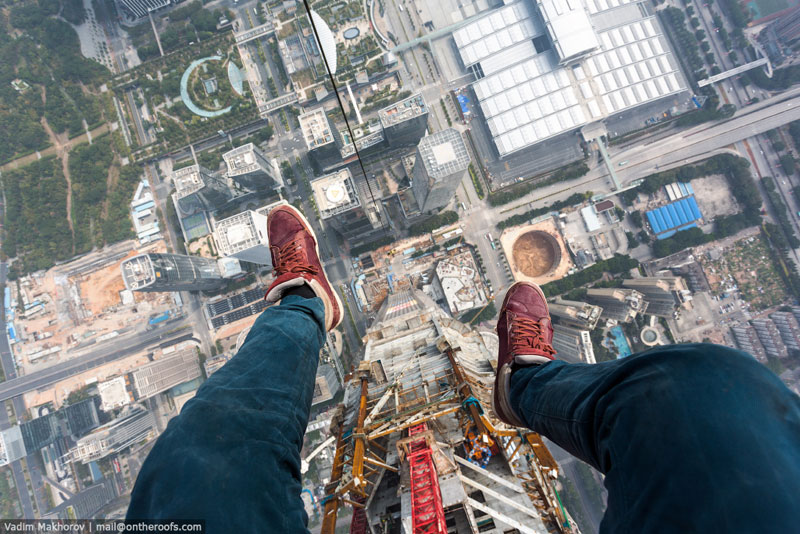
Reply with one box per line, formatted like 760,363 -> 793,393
319,341 -> 576,534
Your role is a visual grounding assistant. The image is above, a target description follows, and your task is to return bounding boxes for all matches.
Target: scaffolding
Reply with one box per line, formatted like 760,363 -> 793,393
319,290 -> 577,534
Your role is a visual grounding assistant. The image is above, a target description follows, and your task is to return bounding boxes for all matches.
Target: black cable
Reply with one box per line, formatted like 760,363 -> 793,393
300,0 -> 388,233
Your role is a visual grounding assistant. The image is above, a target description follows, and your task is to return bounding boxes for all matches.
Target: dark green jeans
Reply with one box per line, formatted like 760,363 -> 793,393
511,343 -> 800,533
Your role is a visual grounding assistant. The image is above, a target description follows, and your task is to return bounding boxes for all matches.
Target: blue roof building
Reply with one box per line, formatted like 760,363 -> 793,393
646,196 -> 703,239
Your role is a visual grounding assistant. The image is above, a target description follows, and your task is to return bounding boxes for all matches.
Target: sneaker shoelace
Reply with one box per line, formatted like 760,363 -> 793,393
510,316 -> 555,357
273,239 -> 319,276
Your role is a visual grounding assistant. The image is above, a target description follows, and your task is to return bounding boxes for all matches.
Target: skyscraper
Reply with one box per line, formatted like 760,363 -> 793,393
751,318 -> 787,359
549,298 -> 603,329
71,406 -> 156,463
0,426 -> 26,466
299,107 -> 341,171
770,6 -> 800,45
552,324 -> 596,364
222,143 -> 282,191
310,168 -> 388,243
129,348 -> 202,400
339,119 -> 386,160
318,290 -> 570,533
770,311 -> 800,354
378,93 -> 429,148
214,210 -> 270,265
121,253 -> 229,292
622,277 -> 688,317
412,128 -> 471,213
312,363 -> 341,406
586,288 -> 647,323
172,165 -> 232,215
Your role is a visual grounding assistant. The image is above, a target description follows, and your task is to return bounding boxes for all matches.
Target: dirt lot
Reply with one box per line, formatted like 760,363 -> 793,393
79,250 -> 139,316
692,174 -> 740,219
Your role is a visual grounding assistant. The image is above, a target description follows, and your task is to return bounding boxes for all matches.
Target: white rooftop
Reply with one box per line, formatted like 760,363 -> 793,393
454,0 -> 687,157
223,143 -> 269,176
172,165 -> 217,198
538,0 -> 599,62
298,107 -> 335,150
214,210 -> 267,255
98,376 -> 131,412
417,129 -> 471,179
310,168 -> 361,219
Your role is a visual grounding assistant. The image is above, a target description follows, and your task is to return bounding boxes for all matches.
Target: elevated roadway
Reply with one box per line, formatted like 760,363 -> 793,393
0,325 -> 193,403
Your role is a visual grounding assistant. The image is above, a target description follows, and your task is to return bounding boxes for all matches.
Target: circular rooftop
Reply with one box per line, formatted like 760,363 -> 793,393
343,27 -> 360,40
512,230 -> 561,278
641,327 -> 660,346
325,183 -> 347,204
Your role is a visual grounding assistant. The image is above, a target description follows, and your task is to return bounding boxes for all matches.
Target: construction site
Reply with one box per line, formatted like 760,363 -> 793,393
315,290 -> 576,534
501,219 -> 573,286
7,240 -> 176,379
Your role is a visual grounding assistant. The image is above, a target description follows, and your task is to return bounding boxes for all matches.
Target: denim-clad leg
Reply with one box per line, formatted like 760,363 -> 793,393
127,295 -> 326,533
510,343 -> 800,533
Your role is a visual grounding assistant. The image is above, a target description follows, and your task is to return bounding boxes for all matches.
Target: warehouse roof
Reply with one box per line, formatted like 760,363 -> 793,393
453,0 -> 687,157
646,196 -> 703,239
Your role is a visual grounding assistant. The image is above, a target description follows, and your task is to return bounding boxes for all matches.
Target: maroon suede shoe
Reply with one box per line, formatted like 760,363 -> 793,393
492,281 -> 556,426
264,205 -> 342,331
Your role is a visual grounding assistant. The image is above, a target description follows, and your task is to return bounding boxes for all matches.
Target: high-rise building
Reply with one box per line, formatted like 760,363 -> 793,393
129,348 -> 202,400
434,250 -> 487,316
731,324 -> 767,362
222,143 -> 282,191
299,107 -> 341,171
71,407 -> 156,463
312,363 -> 341,406
339,119 -> 386,160
770,312 -> 800,354
586,288 -> 647,323
412,128 -> 471,213
319,290 -> 570,533
18,398 -> 99,453
121,253 -> 230,292
214,210 -> 270,265
549,298 -> 602,329
622,277 -> 688,317
0,426 -> 26,466
43,480 -> 117,519
751,318 -> 788,359
172,165 -> 232,215
310,168 -> 388,243
552,324 -> 596,364
770,6 -> 800,44
378,93 -> 429,148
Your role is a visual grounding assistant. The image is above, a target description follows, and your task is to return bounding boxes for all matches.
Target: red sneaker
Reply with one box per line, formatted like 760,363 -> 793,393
264,205 -> 342,331
492,281 -> 556,427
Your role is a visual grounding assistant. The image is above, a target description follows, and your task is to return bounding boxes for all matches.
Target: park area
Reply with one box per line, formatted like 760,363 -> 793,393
703,235 -> 789,312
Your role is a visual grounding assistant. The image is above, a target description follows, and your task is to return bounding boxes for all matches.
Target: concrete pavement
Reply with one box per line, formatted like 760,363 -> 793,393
0,326 -> 192,403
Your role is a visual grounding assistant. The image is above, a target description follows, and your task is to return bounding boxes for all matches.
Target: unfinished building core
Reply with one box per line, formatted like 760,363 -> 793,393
320,290 -> 575,534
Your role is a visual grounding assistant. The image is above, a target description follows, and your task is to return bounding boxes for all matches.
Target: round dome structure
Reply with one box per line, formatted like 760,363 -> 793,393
641,327 -> 660,346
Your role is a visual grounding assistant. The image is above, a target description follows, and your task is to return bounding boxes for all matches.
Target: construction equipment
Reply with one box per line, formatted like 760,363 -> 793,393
317,290 -> 577,534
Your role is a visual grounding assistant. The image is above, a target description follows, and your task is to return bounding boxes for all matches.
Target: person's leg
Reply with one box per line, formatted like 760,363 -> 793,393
128,203 -> 342,533
126,294 -> 326,533
509,343 -> 800,533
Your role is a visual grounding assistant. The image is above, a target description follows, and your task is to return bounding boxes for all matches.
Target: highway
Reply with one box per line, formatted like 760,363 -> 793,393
0,325 -> 192,403
497,89 -> 800,217
0,263 -> 38,518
